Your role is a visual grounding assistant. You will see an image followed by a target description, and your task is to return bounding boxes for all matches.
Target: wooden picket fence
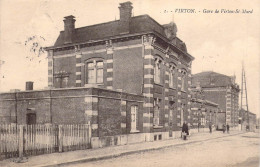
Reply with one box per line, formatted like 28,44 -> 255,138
0,124 -> 91,160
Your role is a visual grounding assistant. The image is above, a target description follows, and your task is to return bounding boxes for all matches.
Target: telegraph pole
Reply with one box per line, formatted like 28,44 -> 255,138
240,62 -> 249,130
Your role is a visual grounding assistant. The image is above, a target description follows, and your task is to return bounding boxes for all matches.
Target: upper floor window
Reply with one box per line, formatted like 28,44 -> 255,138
180,69 -> 187,91
169,64 -> 176,88
86,60 -> 103,84
54,71 -> 70,88
131,106 -> 138,132
154,57 -> 162,84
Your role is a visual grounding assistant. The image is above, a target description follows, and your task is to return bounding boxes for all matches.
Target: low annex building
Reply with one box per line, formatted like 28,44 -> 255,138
239,108 -> 257,131
190,84 -> 219,132
0,2 -> 194,147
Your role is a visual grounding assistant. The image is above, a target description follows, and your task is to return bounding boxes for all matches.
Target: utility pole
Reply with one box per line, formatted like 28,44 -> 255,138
240,62 -> 249,130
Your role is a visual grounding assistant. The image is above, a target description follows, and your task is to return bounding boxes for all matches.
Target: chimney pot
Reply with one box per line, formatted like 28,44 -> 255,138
118,1 -> 133,34
26,81 -> 34,91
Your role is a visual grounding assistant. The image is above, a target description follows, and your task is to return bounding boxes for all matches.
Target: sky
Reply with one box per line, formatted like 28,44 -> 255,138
0,0 -> 259,117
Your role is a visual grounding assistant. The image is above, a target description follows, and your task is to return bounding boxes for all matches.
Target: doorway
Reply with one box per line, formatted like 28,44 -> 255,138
26,113 -> 36,125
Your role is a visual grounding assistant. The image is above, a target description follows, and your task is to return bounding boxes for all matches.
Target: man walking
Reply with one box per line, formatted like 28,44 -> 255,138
209,122 -> 212,133
182,121 -> 189,140
227,124 -> 230,133
223,124 -> 226,133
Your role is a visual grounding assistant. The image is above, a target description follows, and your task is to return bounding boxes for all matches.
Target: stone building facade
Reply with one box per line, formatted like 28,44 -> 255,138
192,72 -> 240,127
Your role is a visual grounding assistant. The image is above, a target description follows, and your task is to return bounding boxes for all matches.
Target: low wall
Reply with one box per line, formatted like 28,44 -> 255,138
91,127 -> 219,149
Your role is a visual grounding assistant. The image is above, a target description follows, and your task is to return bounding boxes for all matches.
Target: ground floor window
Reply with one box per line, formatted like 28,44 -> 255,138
131,106 -> 138,132
154,98 -> 161,126
181,103 -> 184,126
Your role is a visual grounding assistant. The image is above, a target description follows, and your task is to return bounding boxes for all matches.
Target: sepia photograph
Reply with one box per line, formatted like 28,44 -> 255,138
0,0 -> 259,166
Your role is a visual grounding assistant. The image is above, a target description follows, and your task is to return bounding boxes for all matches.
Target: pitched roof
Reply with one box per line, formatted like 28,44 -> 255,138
54,15 -> 164,46
192,71 -> 234,87
52,14 -> 190,56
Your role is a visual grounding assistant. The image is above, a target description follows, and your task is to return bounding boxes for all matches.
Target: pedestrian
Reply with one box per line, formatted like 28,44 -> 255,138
222,124 -> 226,133
182,121 -> 189,140
209,122 -> 212,133
227,124 -> 230,133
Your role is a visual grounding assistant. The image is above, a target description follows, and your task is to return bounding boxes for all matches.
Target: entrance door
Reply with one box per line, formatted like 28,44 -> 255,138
26,113 -> 36,125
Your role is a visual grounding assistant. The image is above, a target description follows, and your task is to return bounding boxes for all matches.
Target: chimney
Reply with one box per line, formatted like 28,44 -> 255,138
63,15 -> 76,44
118,1 -> 133,34
26,81 -> 34,91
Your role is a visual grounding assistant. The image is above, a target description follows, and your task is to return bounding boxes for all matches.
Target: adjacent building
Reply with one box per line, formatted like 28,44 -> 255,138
190,85 -> 219,132
239,108 -> 257,131
192,71 -> 240,127
0,2 -> 194,146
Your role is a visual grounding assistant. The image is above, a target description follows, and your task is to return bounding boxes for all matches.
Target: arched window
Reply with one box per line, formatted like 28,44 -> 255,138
154,56 -> 163,84
180,69 -> 187,91
169,63 -> 176,88
85,59 -> 104,84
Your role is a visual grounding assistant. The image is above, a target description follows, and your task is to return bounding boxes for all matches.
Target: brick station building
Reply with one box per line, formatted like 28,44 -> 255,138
192,71 -> 240,128
0,2 -> 194,147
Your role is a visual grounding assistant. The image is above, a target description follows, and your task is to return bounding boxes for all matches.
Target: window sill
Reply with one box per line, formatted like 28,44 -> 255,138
169,87 -> 176,90
85,83 -> 104,88
181,90 -> 186,93
154,83 -> 163,87
130,130 -> 140,133
153,125 -> 163,129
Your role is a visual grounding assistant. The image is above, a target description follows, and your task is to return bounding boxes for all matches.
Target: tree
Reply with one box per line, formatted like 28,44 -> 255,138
24,35 -> 46,63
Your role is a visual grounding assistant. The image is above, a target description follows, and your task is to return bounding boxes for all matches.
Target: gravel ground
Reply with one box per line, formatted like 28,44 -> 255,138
64,132 -> 260,167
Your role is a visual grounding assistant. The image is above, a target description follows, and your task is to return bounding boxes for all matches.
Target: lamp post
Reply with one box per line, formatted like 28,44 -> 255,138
196,109 -> 202,132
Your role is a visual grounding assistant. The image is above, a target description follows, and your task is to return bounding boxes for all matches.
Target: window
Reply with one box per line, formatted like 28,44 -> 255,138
54,71 -> 70,88
86,60 -> 103,84
181,69 -> 187,91
201,117 -> 206,125
96,61 -> 104,83
131,106 -> 138,132
169,65 -> 176,88
26,113 -> 36,125
154,57 -> 162,84
181,103 -> 184,125
153,98 -> 161,126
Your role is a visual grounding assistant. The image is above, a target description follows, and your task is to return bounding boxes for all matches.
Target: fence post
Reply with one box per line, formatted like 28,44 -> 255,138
18,125 -> 24,158
58,125 -> 63,153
